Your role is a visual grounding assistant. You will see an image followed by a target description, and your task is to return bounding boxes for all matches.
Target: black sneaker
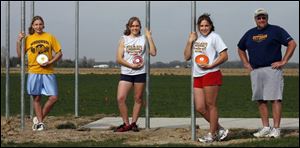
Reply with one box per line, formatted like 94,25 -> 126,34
131,122 -> 139,132
114,123 -> 132,132
36,122 -> 45,131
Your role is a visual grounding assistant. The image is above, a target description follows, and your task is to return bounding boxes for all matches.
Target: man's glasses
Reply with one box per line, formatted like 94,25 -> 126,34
256,16 -> 267,20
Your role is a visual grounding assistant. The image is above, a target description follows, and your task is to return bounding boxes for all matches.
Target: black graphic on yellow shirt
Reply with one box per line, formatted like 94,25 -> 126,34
194,42 -> 207,53
252,34 -> 268,43
28,40 -> 50,54
126,45 -> 143,55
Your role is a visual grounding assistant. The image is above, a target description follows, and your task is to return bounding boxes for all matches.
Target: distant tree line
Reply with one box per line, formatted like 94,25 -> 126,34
1,47 -> 299,68
1,57 -> 298,68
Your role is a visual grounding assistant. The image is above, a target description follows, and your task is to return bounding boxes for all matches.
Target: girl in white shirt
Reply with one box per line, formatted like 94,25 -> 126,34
115,16 -> 157,132
184,13 -> 229,143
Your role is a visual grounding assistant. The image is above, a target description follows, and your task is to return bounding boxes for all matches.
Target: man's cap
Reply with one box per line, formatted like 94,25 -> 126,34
254,8 -> 268,17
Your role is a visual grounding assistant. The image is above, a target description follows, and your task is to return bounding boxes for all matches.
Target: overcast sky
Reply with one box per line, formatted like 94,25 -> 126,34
1,1 -> 299,63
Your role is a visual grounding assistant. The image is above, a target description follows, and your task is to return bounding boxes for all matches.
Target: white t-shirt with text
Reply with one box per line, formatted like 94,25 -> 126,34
121,35 -> 146,75
192,32 -> 227,77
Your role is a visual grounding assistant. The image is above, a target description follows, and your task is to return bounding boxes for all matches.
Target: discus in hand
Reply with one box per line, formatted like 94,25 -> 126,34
195,54 -> 209,66
36,54 -> 49,65
133,55 -> 143,64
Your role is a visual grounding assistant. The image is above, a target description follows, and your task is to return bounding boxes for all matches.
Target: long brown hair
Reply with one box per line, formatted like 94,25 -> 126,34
28,16 -> 44,35
123,16 -> 141,36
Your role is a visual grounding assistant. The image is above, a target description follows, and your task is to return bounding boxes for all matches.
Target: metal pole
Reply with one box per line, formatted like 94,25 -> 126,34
191,1 -> 197,141
75,1 -> 79,117
20,1 -> 26,129
5,1 -> 10,118
145,1 -> 150,129
29,1 -> 35,119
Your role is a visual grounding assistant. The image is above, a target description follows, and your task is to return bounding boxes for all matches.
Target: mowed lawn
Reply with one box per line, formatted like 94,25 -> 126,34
1,74 -> 299,118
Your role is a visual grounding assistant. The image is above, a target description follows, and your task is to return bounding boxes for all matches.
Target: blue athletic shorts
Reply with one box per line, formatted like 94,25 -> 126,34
27,74 -> 58,96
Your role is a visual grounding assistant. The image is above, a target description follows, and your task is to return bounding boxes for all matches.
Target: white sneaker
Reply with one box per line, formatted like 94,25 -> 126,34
33,116 -> 39,124
36,122 -> 45,131
198,132 -> 216,143
268,128 -> 280,138
32,116 -> 39,131
217,127 -> 229,141
253,126 -> 271,138
32,124 -> 37,131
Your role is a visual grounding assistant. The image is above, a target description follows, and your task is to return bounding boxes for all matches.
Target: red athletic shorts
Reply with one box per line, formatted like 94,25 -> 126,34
194,70 -> 222,88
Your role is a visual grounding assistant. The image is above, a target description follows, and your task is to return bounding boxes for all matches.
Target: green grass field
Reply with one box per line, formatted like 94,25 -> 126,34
1,74 -> 299,117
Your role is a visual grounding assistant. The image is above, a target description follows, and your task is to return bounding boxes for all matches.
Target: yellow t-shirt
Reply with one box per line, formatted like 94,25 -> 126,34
25,32 -> 61,74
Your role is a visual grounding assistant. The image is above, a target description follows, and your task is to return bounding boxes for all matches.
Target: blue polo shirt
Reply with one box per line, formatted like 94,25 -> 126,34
238,24 -> 293,69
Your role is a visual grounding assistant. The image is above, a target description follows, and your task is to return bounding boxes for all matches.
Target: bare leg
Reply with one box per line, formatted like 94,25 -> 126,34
257,100 -> 270,127
42,95 -> 58,121
194,88 -> 221,131
271,100 -> 282,128
117,81 -> 133,125
131,83 -> 145,123
194,88 -> 209,119
204,86 -> 220,134
33,95 -> 43,122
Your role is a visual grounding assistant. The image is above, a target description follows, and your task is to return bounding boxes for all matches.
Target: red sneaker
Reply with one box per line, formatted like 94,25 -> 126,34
130,122 -> 139,132
114,123 -> 132,132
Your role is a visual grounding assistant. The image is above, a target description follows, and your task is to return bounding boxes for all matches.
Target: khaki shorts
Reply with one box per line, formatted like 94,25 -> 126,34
250,66 -> 283,101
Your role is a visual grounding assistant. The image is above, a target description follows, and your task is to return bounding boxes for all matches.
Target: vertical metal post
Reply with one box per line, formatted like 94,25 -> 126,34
145,1 -> 150,129
5,1 -> 10,118
75,1 -> 79,117
191,1 -> 197,141
20,1 -> 26,129
29,1 -> 35,119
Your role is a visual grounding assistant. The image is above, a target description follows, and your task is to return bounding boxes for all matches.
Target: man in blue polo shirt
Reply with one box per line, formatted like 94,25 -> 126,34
237,8 -> 297,138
